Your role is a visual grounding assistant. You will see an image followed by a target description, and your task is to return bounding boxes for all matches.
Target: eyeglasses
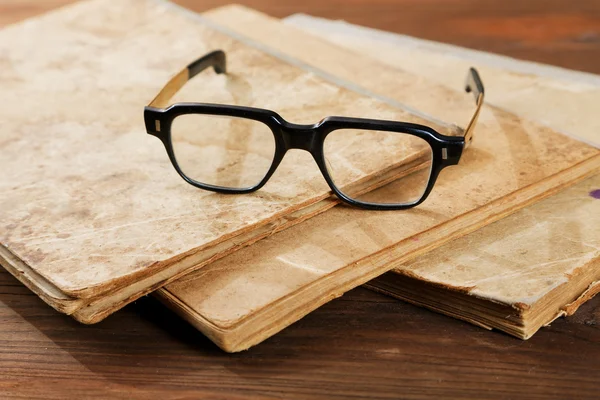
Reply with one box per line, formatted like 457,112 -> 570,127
144,50 -> 484,210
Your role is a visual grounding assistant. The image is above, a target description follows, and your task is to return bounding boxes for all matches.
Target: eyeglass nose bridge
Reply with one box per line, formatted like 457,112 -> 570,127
279,123 -> 320,153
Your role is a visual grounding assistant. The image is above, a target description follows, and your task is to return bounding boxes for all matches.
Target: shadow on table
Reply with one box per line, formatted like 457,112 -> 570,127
2,266 -> 600,396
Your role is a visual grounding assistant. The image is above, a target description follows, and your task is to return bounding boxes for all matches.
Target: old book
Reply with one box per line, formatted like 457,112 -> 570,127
0,0 -> 452,323
155,6 -> 600,352
284,14 -> 599,146
285,15 -> 600,338
367,175 -> 600,339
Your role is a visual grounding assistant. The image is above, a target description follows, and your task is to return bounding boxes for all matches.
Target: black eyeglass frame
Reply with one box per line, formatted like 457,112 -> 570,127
144,50 -> 484,210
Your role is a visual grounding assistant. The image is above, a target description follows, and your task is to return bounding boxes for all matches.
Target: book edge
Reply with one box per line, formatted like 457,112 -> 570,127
156,155 -> 600,351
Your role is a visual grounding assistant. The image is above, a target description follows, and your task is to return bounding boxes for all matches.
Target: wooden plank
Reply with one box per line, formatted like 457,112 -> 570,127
156,6 -> 600,352
0,0 -> 448,316
171,0 -> 600,75
2,274 -> 599,399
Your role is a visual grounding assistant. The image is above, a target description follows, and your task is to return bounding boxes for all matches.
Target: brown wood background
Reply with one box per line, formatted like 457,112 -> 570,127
2,0 -> 600,74
1,1 -> 599,399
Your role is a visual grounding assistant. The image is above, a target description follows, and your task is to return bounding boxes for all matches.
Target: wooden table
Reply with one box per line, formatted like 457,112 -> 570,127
1,1 -> 599,398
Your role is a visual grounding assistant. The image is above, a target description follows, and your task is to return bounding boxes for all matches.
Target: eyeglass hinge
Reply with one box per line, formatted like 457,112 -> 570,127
442,148 -> 448,160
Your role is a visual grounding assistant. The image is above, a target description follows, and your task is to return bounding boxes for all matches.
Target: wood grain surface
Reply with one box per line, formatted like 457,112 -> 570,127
1,1 -> 599,399
2,0 -> 600,75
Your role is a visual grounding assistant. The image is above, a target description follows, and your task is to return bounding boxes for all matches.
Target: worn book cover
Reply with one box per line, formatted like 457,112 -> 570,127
155,6 -> 600,352
0,0 -> 452,323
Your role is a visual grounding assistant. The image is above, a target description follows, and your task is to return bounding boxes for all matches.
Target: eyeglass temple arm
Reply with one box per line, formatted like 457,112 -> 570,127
147,50 -> 227,109
462,67 -> 485,149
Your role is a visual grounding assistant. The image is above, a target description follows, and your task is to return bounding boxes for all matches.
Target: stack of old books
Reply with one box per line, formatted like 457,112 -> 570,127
1,0 -> 598,352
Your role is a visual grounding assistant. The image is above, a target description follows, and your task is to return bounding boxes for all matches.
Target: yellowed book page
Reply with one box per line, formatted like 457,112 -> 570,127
157,6 -> 600,352
0,0 -> 447,301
